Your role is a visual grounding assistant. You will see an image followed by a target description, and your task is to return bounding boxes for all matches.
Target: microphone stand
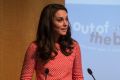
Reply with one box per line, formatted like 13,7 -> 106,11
87,68 -> 96,80
45,68 -> 49,80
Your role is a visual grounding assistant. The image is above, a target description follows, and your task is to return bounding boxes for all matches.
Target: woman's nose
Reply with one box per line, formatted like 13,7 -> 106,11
63,20 -> 68,26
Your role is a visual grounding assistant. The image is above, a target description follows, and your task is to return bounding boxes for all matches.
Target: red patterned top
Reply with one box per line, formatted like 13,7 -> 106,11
20,41 -> 84,80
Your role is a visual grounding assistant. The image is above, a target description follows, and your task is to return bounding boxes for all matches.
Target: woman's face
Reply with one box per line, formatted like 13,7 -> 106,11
52,10 -> 68,36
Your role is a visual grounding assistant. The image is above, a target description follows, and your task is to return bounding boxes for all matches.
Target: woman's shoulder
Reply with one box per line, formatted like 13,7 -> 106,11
24,41 -> 38,58
72,40 -> 79,47
28,41 -> 38,50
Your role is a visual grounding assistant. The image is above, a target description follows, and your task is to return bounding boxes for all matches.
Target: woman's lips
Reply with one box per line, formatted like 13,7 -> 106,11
61,28 -> 67,32
61,28 -> 67,30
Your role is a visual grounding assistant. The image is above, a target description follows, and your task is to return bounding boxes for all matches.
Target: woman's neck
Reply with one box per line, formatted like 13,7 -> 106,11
54,34 -> 60,43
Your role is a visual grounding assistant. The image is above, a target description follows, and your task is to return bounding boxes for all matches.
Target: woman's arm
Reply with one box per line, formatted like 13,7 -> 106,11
72,42 -> 84,80
20,42 -> 37,80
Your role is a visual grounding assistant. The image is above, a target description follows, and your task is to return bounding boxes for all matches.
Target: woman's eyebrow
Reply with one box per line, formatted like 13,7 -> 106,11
55,16 -> 68,18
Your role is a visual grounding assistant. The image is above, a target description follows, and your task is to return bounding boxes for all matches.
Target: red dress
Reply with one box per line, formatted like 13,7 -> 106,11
20,41 -> 84,80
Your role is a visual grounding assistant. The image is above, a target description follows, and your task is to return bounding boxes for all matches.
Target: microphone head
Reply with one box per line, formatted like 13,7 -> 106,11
45,68 -> 49,74
87,68 -> 93,75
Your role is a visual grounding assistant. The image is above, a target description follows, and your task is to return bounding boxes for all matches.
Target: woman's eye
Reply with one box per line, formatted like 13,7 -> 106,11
57,19 -> 62,22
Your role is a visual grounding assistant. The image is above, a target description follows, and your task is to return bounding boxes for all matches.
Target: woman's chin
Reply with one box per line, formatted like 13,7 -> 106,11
60,32 -> 67,36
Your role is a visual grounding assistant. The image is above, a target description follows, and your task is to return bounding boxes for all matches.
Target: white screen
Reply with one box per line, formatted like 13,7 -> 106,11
65,0 -> 120,80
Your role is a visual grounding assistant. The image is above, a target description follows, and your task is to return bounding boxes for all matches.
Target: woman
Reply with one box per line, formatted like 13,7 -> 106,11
20,4 -> 84,80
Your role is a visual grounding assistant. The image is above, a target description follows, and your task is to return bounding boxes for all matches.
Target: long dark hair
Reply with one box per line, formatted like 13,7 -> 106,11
35,4 -> 74,63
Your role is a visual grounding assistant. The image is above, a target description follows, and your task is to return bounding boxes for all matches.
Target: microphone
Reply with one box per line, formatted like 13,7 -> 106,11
45,68 -> 49,80
87,68 -> 96,80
